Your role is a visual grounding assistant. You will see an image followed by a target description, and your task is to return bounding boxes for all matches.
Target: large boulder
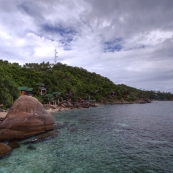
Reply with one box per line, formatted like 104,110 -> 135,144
0,96 -> 55,141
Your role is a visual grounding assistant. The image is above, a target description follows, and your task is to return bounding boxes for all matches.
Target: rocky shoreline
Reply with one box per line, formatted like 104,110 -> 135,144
0,98 -> 151,118
43,98 -> 152,113
0,98 -> 151,117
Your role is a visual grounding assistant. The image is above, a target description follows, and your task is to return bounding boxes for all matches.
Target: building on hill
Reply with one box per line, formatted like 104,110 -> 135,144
43,91 -> 61,105
18,86 -> 33,96
35,83 -> 47,95
44,94 -> 56,105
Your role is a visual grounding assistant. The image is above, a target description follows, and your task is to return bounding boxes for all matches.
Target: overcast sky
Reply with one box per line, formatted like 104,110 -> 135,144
0,0 -> 173,92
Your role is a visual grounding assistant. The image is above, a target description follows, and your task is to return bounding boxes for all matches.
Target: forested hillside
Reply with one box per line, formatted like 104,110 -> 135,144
0,59 -> 173,108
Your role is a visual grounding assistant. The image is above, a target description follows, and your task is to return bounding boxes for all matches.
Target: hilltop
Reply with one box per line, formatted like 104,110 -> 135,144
0,60 -> 173,108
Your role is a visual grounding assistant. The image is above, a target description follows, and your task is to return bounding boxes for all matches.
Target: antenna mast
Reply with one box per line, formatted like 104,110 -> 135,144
54,49 -> 58,64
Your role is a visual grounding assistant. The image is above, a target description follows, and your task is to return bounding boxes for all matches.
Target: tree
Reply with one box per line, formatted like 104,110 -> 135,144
0,74 -> 19,108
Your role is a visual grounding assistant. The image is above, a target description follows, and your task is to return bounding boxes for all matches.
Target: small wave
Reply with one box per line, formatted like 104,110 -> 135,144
117,123 -> 129,127
147,140 -> 167,144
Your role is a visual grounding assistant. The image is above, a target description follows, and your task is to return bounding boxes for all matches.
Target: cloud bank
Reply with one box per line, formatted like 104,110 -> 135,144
0,0 -> 173,92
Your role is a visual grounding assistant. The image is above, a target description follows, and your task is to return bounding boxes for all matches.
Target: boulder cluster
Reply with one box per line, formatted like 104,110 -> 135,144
135,98 -> 151,104
0,95 -> 55,158
44,100 -> 97,110
101,98 -> 151,104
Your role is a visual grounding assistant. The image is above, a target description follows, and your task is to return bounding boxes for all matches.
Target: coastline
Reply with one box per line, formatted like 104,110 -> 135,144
0,103 -> 102,118
0,99 -> 152,117
46,103 -> 102,113
47,107 -> 71,113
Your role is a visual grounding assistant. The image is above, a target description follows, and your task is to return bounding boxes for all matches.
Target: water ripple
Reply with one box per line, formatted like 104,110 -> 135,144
0,101 -> 173,173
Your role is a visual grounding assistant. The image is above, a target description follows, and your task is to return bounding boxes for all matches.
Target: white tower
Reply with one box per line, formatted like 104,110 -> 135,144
55,49 -> 58,64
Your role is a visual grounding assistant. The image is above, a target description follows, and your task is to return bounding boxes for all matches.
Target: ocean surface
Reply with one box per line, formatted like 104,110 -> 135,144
0,101 -> 173,173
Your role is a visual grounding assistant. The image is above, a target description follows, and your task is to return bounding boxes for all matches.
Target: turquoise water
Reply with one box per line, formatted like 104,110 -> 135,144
1,101 -> 173,173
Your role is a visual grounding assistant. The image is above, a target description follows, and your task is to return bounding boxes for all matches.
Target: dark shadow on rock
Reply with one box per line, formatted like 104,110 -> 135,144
23,131 -> 57,144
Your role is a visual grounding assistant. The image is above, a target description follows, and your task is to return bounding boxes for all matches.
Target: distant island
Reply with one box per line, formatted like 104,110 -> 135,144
0,59 -> 173,110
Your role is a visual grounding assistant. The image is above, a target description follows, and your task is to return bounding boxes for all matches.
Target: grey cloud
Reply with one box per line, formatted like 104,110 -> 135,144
102,38 -> 173,91
0,0 -> 173,92
86,0 -> 173,40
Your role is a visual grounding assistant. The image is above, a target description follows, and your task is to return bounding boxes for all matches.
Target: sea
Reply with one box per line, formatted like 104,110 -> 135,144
0,101 -> 173,173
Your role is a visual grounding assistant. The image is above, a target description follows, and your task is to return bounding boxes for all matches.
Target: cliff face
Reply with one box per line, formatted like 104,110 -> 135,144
0,95 -> 55,141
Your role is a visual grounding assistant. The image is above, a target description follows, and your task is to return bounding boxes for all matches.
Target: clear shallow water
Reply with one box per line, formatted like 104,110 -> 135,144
1,101 -> 173,173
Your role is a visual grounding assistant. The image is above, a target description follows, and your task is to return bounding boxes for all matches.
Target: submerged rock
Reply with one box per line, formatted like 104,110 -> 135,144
27,145 -> 36,150
68,124 -> 78,132
8,141 -> 20,149
54,122 -> 68,129
0,95 -> 55,141
0,143 -> 11,158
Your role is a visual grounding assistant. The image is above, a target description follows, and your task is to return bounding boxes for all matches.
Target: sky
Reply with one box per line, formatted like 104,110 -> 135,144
0,0 -> 173,92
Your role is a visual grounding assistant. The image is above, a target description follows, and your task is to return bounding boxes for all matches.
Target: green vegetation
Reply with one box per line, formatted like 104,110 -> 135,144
0,59 -> 173,107
0,67 -> 19,108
